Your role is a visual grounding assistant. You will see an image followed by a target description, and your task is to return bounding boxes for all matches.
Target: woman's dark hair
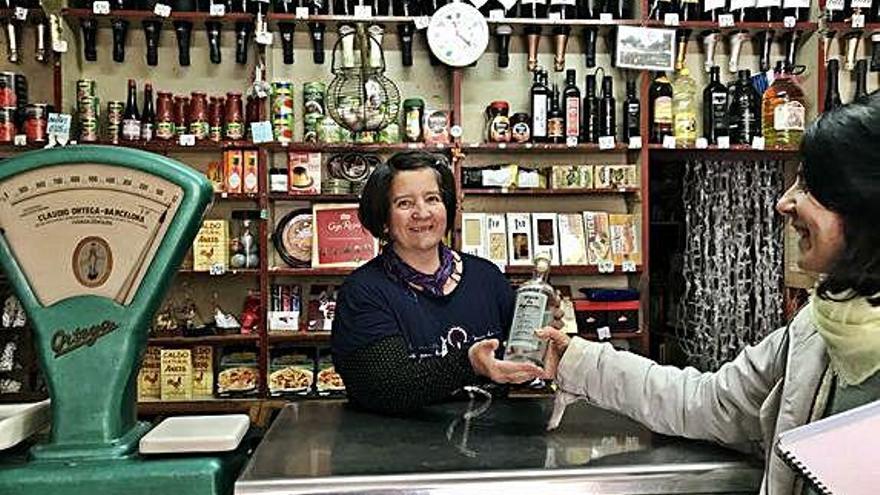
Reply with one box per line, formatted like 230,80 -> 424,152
358,151 -> 456,243
800,92 -> 880,305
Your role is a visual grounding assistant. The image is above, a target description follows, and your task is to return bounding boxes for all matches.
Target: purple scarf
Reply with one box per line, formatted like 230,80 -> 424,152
382,243 -> 456,297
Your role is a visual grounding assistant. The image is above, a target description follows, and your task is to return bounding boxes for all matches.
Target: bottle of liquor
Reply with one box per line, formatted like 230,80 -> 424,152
308,0 -> 328,64
207,21 -> 223,64
520,0 -> 548,17
548,0 -> 577,18
728,69 -> 760,145
728,0 -> 752,22
121,79 -> 141,142
651,0 -> 672,19
649,71 -> 673,143
141,82 -> 155,142
174,21 -> 193,66
530,69 -> 550,142
503,252 -> 555,366
563,69 -> 581,143
582,72 -> 599,142
672,67 -> 697,146
782,0 -> 808,20
823,58 -> 842,112
598,75 -> 615,138
677,0 -> 699,21
702,65 -> 728,144
80,19 -> 98,62
853,59 -> 868,101
111,19 -> 129,63
142,20 -> 161,66
623,79 -> 640,141
547,84 -> 565,144
761,63 -> 805,147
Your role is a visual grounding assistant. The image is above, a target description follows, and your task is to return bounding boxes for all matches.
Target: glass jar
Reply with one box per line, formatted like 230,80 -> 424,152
155,91 -> 174,140
486,100 -> 510,143
0,106 -> 15,143
402,97 -> 424,143
172,96 -> 189,137
225,92 -> 244,140
208,96 -> 224,142
189,91 -> 208,139
510,112 -> 531,143
24,103 -> 48,143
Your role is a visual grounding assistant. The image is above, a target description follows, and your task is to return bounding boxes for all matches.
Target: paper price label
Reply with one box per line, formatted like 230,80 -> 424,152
497,142 -> 507,149
598,135 -> 615,150
622,260 -> 637,272
209,3 -> 226,16
13,135 -> 27,146
499,0 -> 517,10
354,5 -> 372,17
256,31 -> 273,45
489,9 -> 505,19
597,326 -> 612,340
14,7 -> 27,21
851,0 -> 871,7
92,1 -> 110,14
783,15 -> 796,28
599,12 -> 613,22
751,136 -> 765,150
251,121 -> 273,143
664,13 -> 679,26
563,136 -> 577,147
825,0 -> 844,10
718,14 -> 735,27
729,0 -> 756,10
154,3 -> 172,17
695,137 -> 709,149
755,0 -> 781,8
548,12 -> 561,20
47,113 -> 71,140
415,16 -> 430,30
295,6 -> 309,18
852,13 -> 865,28
704,0 -> 725,11
716,135 -> 730,149
209,263 -> 227,276
662,135 -> 676,149
628,136 -> 642,149
598,261 -> 615,273
178,134 -> 196,146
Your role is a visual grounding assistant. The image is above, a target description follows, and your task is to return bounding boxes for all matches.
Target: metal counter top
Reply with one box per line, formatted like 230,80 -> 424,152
236,397 -> 763,495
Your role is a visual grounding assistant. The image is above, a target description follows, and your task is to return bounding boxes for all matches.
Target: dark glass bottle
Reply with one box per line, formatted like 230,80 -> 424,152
563,69 -> 581,143
207,21 -> 222,64
623,79 -> 640,140
649,72 -> 673,143
395,0 -> 417,67
122,79 -> 141,142
530,69 -> 550,142
142,20 -> 161,66
235,20 -> 253,64
727,69 -> 760,144
582,72 -> 599,142
547,84 -> 565,144
520,0 -> 548,17
782,0 -> 807,21
273,0 -> 297,12
579,0 -> 597,17
308,0 -> 328,64
853,59 -> 868,101
174,21 -> 193,66
651,0 -> 672,20
677,0 -> 698,21
549,0 -> 577,18
702,65 -> 728,144
824,58 -> 842,112
80,19 -> 98,62
141,82 -> 155,142
598,75 -> 615,138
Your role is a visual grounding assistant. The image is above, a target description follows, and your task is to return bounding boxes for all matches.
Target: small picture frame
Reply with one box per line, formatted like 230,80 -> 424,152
615,26 -> 676,72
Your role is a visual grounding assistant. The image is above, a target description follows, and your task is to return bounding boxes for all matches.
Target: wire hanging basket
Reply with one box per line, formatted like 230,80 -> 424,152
326,23 -> 401,135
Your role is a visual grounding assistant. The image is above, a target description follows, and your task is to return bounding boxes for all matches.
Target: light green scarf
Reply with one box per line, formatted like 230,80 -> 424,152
811,293 -> 880,386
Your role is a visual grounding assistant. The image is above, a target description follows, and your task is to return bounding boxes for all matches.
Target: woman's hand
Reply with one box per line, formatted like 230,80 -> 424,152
468,339 -> 543,384
535,327 -> 571,380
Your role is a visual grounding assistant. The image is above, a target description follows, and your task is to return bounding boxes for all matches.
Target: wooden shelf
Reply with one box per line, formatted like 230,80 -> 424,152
263,142 -> 450,153
215,192 -> 261,201
504,265 -> 642,275
461,142 -> 634,153
137,398 -> 262,416
267,332 -> 331,344
824,21 -> 880,35
269,193 -> 360,202
642,20 -> 818,31
463,187 -> 639,196
177,268 -> 260,276
648,143 -> 800,160
147,334 -> 259,345
63,8 -> 254,27
269,267 -> 356,277
580,331 -> 643,341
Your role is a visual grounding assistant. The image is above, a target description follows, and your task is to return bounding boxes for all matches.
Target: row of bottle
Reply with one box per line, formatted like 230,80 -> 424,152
823,57 -> 873,112
651,0 -> 810,22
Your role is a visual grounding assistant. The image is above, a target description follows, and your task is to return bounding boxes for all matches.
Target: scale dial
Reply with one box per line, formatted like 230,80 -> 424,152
427,2 -> 489,67
0,163 -> 183,307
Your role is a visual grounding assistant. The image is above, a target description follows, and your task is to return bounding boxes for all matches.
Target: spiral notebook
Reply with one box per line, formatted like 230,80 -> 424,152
775,399 -> 880,495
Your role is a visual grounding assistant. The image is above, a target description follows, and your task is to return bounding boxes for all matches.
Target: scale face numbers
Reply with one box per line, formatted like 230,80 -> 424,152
0,163 -> 183,307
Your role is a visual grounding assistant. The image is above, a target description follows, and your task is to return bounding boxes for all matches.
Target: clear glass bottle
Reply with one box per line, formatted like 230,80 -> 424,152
761,63 -> 806,147
504,252 -> 555,366
672,67 -> 697,146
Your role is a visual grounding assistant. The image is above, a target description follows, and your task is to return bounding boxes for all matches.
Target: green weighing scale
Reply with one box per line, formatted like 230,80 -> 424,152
0,145 -> 247,495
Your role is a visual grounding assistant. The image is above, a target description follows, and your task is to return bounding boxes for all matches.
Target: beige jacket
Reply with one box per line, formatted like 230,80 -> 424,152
553,307 -> 828,495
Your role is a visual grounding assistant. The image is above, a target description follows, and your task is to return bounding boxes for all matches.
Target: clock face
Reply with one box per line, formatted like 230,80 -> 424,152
427,2 -> 489,67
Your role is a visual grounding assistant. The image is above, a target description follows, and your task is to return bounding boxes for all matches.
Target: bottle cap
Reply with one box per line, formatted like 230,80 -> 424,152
534,251 -> 552,272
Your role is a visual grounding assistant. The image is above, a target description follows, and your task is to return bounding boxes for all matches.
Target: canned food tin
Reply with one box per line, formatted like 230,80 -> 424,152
303,113 -> 321,143
303,81 -> 325,115
0,72 -> 16,107
24,103 -> 48,143
106,101 -> 124,144
0,106 -> 16,143
271,81 -> 294,143
76,79 -> 96,104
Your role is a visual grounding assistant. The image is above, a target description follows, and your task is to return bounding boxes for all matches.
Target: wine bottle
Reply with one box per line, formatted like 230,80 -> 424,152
870,32 -> 880,72
703,66 -> 728,144
853,59 -> 869,101
521,0 -> 546,71
174,21 -> 193,66
598,75 -> 615,139
756,30 -> 774,73
278,22 -> 295,64
206,21 -> 222,64
583,27 -> 598,68
781,0 -> 808,20
701,30 -> 719,73
623,79 -> 640,141
111,19 -> 128,63
549,0 -> 575,72
843,31 -> 862,71
728,69 -> 760,145
675,29 -> 691,72
141,82 -> 155,142
782,29 -> 802,70
824,58 -> 842,112
547,84 -> 565,144
235,20 -> 253,64
34,17 -> 48,63
677,0 -> 699,21
582,72 -> 599,142
122,79 -> 141,142
531,69 -> 550,142
563,69 -> 580,143
651,0 -> 673,19
80,19 -> 98,62
395,0 -> 417,67
309,0 -> 328,64
648,71 -> 673,144
727,30 -> 749,74
496,24 -> 513,68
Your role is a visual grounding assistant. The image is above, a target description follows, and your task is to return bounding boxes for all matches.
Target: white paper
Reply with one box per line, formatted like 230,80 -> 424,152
718,13 -> 735,27
825,0 -> 844,10
704,0 -> 725,11
14,7 -> 27,21
210,3 -> 226,16
783,15 -> 797,27
179,134 -> 196,146
663,12 -> 679,26
598,135 -> 615,150
751,136 -> 765,150
628,136 -> 642,149
597,326 -> 612,340
92,1 -> 110,14
717,135 -> 730,149
154,3 -> 172,17
695,137 -> 708,149
295,6 -> 309,18
729,0 -> 756,10
662,135 -> 676,149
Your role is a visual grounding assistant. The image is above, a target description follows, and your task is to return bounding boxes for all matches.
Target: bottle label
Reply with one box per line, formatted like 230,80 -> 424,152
626,102 -> 640,128
520,0 -> 546,5
774,101 -> 805,131
508,291 -> 549,349
122,119 -> 141,141
532,94 -> 548,137
548,117 -> 564,138
141,122 -> 154,141
565,97 -> 580,137
489,116 -> 511,142
654,96 -> 673,125
550,0 -> 575,5
711,92 -> 727,130
156,121 -> 174,139
511,121 -> 531,143
405,109 -> 421,141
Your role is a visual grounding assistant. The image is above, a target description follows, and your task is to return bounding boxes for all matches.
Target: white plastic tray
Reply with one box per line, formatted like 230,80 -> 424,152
139,414 -> 249,454
0,399 -> 50,450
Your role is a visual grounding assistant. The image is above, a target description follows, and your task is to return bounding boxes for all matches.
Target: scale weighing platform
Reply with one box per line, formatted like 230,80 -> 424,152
0,145 -> 247,495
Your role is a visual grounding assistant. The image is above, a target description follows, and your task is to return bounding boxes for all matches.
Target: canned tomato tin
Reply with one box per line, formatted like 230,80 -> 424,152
0,72 -> 16,107
24,103 -> 48,142
0,106 -> 16,143
271,81 -> 293,143
106,101 -> 124,144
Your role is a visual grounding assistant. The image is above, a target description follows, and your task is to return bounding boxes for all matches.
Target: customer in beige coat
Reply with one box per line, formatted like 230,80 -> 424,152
536,95 -> 880,494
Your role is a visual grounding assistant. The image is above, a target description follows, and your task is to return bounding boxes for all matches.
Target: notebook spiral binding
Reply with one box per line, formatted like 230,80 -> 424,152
776,443 -> 832,495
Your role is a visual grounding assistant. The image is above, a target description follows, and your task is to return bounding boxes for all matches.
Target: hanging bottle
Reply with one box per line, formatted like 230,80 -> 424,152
111,19 -> 129,63
853,59 -> 868,101
823,58 -> 842,112
649,71 -> 673,143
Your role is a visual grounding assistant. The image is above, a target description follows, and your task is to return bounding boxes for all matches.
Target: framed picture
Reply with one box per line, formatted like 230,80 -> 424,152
615,26 -> 676,72
311,203 -> 378,268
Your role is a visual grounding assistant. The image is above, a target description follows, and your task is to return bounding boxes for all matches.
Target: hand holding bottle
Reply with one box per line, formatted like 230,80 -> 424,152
468,339 -> 543,384
534,326 -> 570,380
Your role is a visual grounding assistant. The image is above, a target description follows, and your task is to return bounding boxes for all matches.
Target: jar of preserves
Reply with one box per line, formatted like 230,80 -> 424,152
510,112 -> 531,143
173,96 -> 189,137
189,91 -> 208,139
402,98 -> 424,143
225,92 -> 244,140
486,100 -> 510,143
208,96 -> 224,142
155,91 -> 174,140
24,103 -> 48,143
0,106 -> 15,143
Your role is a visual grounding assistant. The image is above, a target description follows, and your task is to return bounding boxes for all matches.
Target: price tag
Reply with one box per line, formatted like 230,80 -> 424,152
450,124 -> 463,138
598,135 -> 615,150
13,7 -> 27,21
251,121 -> 273,143
599,12 -> 613,23
178,134 -> 196,146
13,135 -> 27,146
566,136 -> 578,147
525,142 -> 533,148
295,6 -> 309,18
783,15 -> 796,27
414,16 -> 430,30
825,0 -> 844,10
751,136 -> 765,150
53,39 -> 68,53
598,260 -> 615,273
716,135 -> 730,149
729,0 -> 756,9
597,326 -> 612,340
154,3 -> 172,17
256,31 -> 273,45
852,13 -> 865,28
260,209 -> 269,220
354,4 -> 372,17
489,9 -> 505,19
497,142 -> 507,149
718,13 -> 735,27
704,0 -> 725,11
92,0 -> 110,14
47,113 -> 71,142
628,136 -> 642,149
548,12 -> 561,20
210,3 -> 226,16
662,135 -> 676,149
622,260 -> 637,272
209,263 -> 227,276
664,12 -> 679,26
851,0 -> 871,7
695,137 -> 708,149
